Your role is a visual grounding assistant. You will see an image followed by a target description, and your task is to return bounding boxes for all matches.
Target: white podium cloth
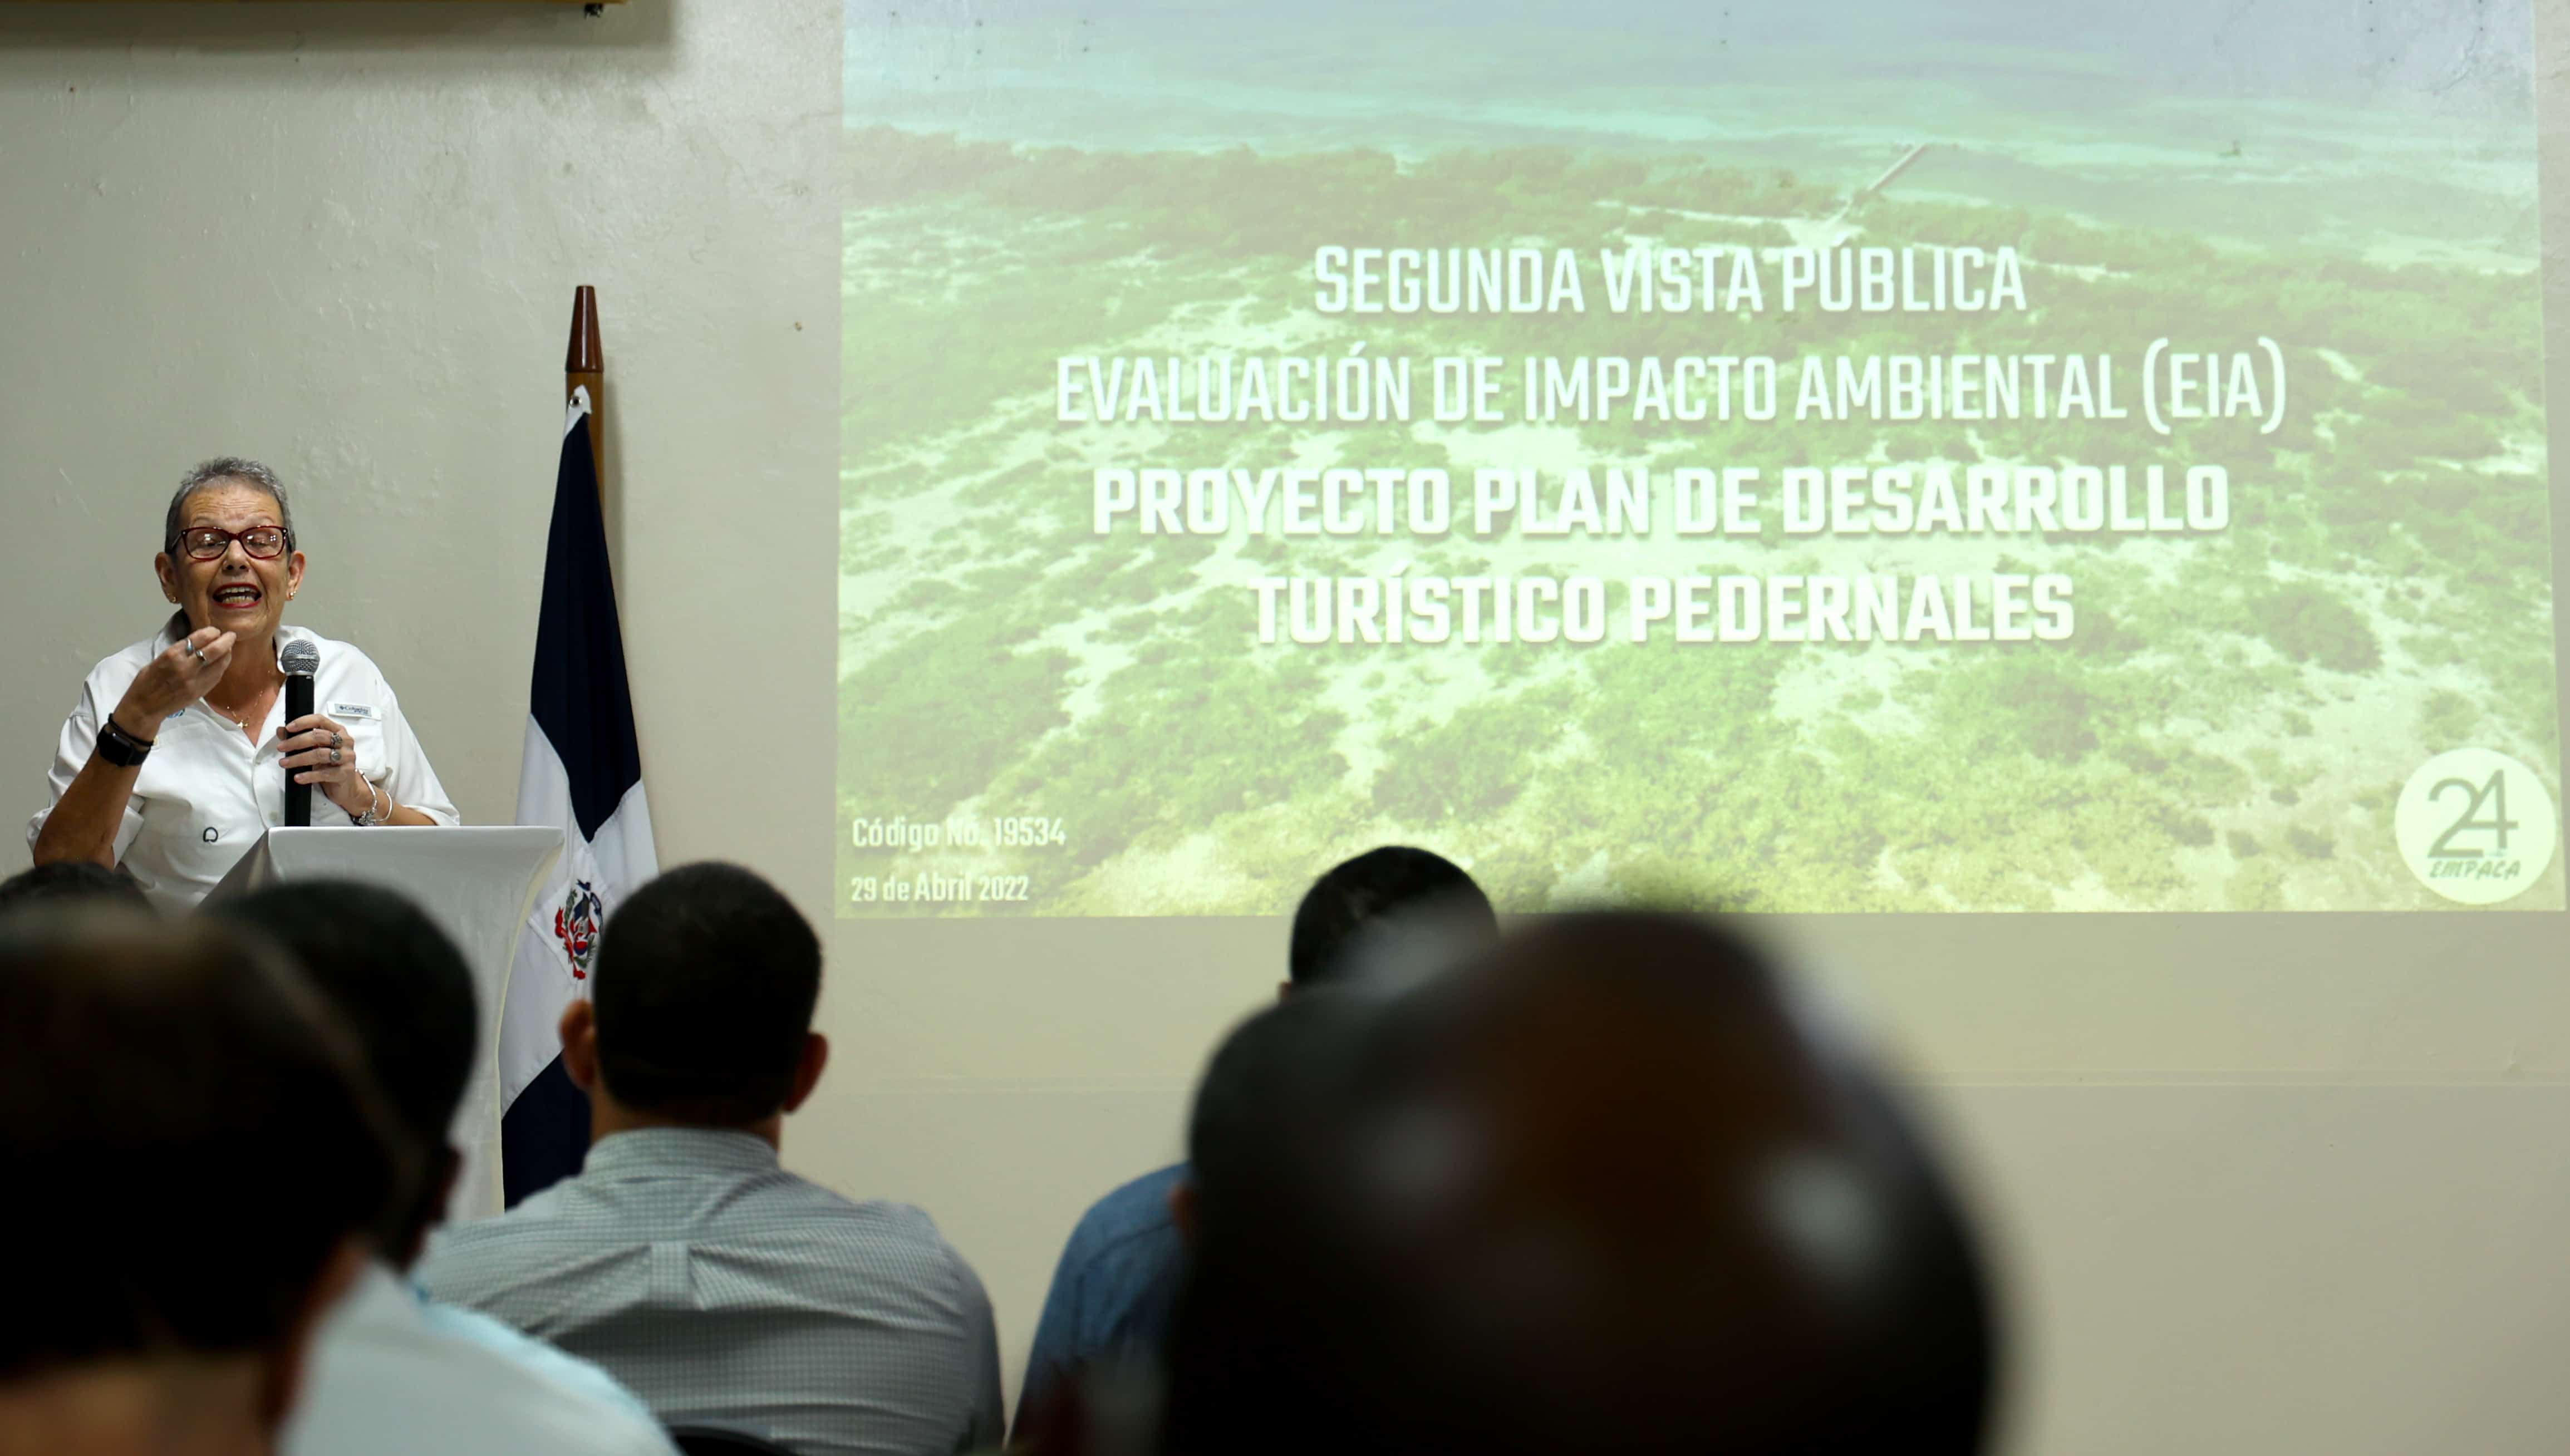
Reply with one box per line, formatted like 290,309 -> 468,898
209,826 -> 562,1220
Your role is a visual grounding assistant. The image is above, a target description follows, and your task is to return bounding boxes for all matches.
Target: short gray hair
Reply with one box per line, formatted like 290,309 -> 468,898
164,458 -> 295,555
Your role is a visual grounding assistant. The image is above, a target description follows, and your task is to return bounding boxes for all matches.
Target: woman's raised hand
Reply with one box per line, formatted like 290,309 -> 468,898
115,627 -> 235,734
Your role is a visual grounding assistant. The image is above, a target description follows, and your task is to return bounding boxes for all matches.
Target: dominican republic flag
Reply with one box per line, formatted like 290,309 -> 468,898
500,384 -> 656,1206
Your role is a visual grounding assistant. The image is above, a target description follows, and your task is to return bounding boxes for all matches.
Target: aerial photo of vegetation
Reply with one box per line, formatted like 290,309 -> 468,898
837,0 -> 2556,915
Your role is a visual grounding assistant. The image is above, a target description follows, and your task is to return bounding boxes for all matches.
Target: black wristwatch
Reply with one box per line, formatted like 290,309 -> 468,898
95,717 -> 155,769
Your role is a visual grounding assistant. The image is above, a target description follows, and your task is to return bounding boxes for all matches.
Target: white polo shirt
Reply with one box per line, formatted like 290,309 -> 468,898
28,613 -> 459,911
285,1262 -> 680,1456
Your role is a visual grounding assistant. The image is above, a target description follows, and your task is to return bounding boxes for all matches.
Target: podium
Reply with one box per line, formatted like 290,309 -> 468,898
209,826 -> 564,1221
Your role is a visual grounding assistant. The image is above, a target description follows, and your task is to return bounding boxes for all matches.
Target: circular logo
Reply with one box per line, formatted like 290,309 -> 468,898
2396,749 -> 2558,906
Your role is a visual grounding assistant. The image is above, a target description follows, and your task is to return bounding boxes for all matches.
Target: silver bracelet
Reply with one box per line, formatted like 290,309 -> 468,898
352,779 -> 391,827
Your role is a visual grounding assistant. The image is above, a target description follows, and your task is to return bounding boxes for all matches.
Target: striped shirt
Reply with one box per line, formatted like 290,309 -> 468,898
419,1128 -> 1003,1456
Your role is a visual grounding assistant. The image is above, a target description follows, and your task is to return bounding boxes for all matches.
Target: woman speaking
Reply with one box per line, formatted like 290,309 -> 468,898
28,458 -> 458,909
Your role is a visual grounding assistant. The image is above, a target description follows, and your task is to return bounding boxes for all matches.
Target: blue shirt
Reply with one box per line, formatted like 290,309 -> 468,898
1016,1163 -> 1189,1430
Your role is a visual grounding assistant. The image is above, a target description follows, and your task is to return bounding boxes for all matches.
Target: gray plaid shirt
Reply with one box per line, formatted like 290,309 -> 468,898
419,1129 -> 1002,1456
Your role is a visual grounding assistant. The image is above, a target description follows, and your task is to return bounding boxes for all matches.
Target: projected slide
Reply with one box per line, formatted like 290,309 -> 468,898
838,1 -> 2559,916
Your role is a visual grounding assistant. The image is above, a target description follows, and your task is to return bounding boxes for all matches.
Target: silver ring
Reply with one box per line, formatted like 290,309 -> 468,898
181,640 -> 204,662
329,746 -> 342,766
332,731 -> 345,750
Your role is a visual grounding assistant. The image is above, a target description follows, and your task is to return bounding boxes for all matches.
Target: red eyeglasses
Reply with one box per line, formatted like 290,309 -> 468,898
170,527 -> 292,562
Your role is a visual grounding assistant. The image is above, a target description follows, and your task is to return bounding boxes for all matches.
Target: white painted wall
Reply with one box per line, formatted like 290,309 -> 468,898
5,3 -> 2569,1450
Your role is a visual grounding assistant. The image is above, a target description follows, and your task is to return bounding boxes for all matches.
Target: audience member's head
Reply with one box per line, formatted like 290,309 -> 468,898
1159,911 -> 1998,1456
0,911 -> 402,1451
564,862 -> 827,1137
1152,848 -> 1501,1272
1009,993 -> 1388,1456
0,860 -> 152,917
1173,990 -> 1389,1246
1286,845 -> 1498,990
210,881 -> 477,1268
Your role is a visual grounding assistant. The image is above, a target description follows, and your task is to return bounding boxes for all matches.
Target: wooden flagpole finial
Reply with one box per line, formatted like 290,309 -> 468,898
564,286 -> 605,494
566,284 -> 603,375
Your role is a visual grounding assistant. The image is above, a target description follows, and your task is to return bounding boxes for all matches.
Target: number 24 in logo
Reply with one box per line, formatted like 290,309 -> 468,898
2397,749 -> 2557,906
2427,769 -> 2518,860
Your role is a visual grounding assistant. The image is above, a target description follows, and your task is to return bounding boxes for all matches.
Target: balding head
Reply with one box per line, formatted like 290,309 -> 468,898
1162,912 -> 1996,1456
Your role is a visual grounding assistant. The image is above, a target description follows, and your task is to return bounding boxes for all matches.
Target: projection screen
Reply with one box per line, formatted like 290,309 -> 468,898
839,0 -> 2557,950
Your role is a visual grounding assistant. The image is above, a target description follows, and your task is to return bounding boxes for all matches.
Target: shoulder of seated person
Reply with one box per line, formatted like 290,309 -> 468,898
784,1184 -> 955,1236
413,1197 -> 583,1278
1062,1165 -> 1186,1239
1092,1165 -> 1186,1214
766,1191 -> 982,1263
471,1371 -> 675,1456
316,1297 -> 675,1453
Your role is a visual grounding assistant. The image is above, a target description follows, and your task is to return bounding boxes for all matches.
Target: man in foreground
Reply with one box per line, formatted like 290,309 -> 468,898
1151,911 -> 1999,1456
1014,845 -> 1500,1430
421,862 -> 1002,1456
211,882 -> 675,1456
0,913 -> 396,1455
0,860 -> 151,914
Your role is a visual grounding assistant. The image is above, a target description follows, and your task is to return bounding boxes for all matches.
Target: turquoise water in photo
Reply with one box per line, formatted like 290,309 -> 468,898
844,0 -> 2538,260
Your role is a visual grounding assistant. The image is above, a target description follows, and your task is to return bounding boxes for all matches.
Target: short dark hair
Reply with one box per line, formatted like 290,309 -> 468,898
0,861 -> 153,916
593,863 -> 822,1127
0,912 -> 402,1378
1186,992 -> 1379,1227
1288,847 -> 1497,986
210,881 -> 476,1259
164,456 -> 294,559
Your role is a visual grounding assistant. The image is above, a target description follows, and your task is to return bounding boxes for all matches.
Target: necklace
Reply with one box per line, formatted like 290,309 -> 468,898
204,681 -> 276,731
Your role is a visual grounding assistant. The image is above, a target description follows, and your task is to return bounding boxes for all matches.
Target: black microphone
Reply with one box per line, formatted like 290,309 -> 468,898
280,638 -> 318,828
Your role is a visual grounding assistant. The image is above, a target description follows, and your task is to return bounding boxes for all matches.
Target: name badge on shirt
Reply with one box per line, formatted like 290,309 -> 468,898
328,701 -> 380,721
